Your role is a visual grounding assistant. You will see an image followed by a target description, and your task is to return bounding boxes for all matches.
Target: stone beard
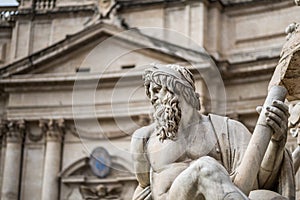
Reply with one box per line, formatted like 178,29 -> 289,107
151,87 -> 181,142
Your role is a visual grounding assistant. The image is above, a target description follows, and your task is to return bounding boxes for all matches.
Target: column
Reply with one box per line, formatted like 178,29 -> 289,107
1,120 -> 25,200
0,119 -> 7,197
41,119 -> 64,200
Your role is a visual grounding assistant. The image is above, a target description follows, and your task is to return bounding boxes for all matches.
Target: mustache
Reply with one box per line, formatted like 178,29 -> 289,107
154,105 -> 164,119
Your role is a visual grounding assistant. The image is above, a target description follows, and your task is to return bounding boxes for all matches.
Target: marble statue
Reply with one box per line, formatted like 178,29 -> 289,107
131,64 -> 295,200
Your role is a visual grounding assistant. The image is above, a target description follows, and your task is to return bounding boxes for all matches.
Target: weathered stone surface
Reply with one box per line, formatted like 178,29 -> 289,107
269,22 -> 300,100
289,102 -> 300,173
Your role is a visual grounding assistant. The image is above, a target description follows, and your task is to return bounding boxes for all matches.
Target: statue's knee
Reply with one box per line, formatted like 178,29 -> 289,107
192,156 -> 218,177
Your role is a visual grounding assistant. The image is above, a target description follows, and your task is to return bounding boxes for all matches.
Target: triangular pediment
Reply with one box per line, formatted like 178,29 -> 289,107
0,22 -> 208,79
0,22 -> 212,122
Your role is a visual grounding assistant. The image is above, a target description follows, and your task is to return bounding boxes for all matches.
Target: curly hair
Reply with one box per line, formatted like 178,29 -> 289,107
143,64 -> 201,110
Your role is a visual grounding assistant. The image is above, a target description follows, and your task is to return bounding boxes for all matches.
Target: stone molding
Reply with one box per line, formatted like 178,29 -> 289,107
80,184 -> 122,199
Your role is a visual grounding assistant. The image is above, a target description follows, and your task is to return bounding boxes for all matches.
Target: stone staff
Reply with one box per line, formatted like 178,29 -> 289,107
234,22 -> 300,195
234,86 -> 287,195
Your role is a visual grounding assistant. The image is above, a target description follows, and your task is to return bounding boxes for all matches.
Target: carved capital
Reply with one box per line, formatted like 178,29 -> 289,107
6,120 -> 26,143
40,119 -> 65,142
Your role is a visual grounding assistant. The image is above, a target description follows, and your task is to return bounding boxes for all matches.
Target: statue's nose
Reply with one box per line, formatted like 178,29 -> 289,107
151,96 -> 158,105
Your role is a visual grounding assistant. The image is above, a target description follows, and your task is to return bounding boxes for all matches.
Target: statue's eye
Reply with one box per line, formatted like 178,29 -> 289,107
153,86 -> 161,93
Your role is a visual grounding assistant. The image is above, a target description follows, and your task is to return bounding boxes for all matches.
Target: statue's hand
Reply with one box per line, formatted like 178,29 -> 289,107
264,100 -> 289,143
257,101 -> 289,143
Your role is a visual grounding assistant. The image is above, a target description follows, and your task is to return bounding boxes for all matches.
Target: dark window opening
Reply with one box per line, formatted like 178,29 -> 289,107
121,65 -> 135,69
76,68 -> 90,73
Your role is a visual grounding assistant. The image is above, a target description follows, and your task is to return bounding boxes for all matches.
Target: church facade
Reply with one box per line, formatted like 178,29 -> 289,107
0,0 -> 299,199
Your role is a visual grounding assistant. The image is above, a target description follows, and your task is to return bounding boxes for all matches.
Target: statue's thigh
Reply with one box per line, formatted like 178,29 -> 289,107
249,190 -> 288,200
168,156 -> 247,200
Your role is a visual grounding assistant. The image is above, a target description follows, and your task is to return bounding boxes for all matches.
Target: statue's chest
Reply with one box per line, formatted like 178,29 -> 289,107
147,137 -> 187,171
185,128 -> 220,160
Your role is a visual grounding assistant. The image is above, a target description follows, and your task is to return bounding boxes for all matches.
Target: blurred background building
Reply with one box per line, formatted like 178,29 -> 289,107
0,0 -> 299,199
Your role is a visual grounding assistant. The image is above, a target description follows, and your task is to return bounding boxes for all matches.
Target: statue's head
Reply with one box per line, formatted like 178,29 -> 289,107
143,64 -> 200,141
143,64 -> 200,110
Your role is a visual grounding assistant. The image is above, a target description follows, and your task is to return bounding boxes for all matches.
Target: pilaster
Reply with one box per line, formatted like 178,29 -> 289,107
1,120 -> 26,200
41,119 -> 65,200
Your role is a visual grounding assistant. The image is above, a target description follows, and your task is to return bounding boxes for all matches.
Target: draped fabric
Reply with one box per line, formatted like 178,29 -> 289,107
133,186 -> 152,200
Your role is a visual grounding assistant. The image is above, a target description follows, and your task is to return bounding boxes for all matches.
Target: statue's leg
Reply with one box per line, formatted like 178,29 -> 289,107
167,156 -> 249,200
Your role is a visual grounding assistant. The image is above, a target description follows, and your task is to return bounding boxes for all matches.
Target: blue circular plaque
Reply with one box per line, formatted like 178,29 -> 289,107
89,147 -> 111,178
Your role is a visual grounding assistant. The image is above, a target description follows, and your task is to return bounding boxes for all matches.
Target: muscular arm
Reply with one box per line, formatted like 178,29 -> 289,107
227,112 -> 286,191
258,139 -> 285,188
257,100 -> 289,188
131,125 -> 153,199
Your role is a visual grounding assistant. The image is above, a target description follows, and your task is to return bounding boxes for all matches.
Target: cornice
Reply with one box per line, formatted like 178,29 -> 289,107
0,70 -> 142,86
217,56 -> 279,82
216,0 -> 289,7
17,5 -> 95,16
224,0 -> 293,16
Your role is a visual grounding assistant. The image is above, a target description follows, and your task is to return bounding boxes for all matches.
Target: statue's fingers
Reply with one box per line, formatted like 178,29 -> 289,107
256,106 -> 262,114
265,111 -> 282,126
266,117 -> 281,135
272,100 -> 290,117
266,106 -> 287,121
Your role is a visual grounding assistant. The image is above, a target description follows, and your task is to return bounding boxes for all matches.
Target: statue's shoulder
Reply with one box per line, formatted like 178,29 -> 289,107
131,124 -> 155,157
132,123 -> 155,139
208,114 -> 228,122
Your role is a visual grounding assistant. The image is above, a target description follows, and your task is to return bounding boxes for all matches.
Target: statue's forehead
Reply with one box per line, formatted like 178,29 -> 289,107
149,81 -> 161,88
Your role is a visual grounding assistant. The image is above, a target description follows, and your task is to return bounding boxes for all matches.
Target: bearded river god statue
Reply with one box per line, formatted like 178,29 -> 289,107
130,64 -> 295,200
